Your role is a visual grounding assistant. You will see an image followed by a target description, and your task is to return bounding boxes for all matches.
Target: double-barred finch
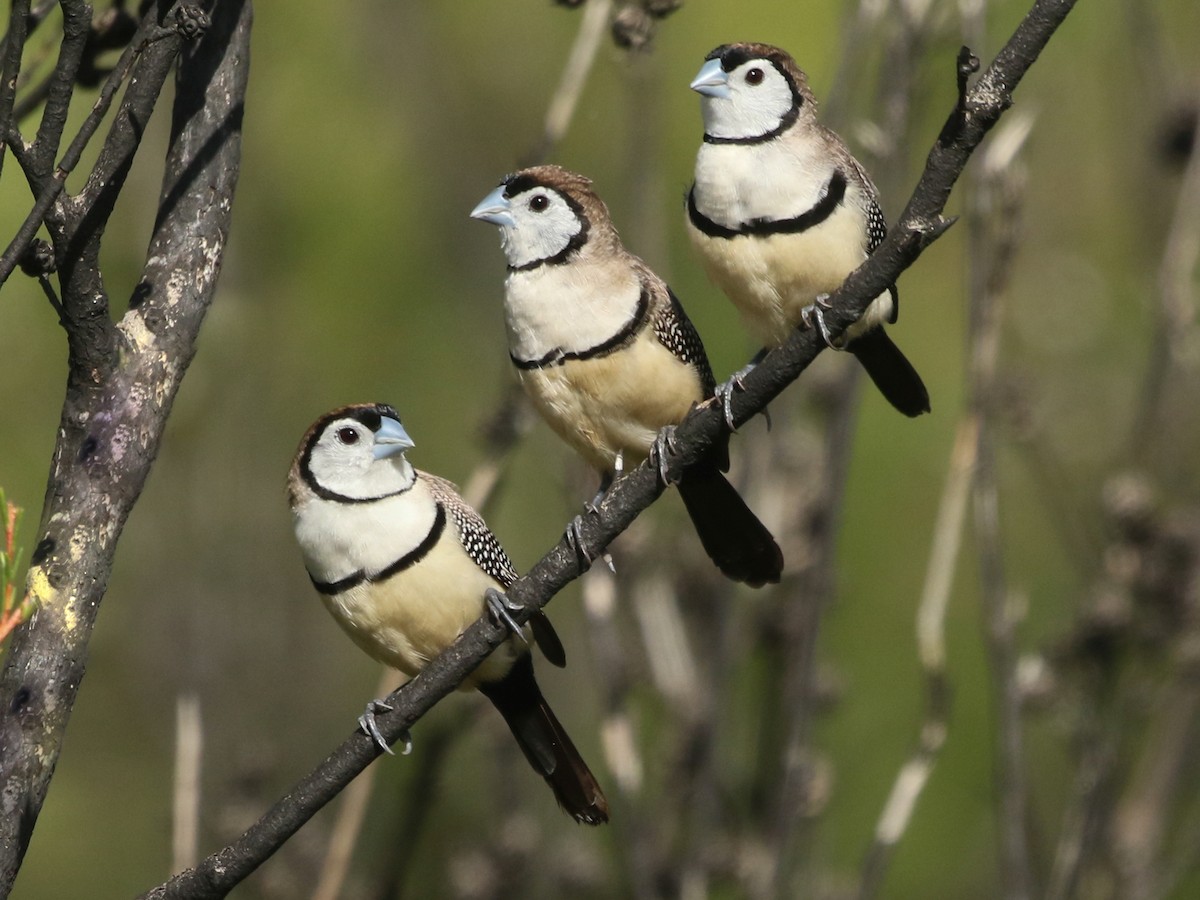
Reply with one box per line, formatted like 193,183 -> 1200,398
470,165 -> 783,588
687,42 -> 931,418
288,404 -> 608,825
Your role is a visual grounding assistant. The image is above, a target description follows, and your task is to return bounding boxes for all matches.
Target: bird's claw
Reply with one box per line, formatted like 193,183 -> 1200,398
566,515 -> 594,567
713,350 -> 771,431
800,294 -> 839,349
585,462 -> 617,514
716,373 -> 746,432
565,513 -> 616,573
358,699 -> 411,756
649,426 -> 680,487
485,588 -> 528,644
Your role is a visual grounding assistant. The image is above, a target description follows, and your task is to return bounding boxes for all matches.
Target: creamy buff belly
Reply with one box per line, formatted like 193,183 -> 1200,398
518,337 -> 706,473
688,203 -> 893,347
322,534 -> 522,689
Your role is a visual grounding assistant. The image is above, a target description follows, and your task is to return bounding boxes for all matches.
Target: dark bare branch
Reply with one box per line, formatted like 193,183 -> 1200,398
27,0 -> 91,176
0,0 -> 249,892
0,0 -> 33,180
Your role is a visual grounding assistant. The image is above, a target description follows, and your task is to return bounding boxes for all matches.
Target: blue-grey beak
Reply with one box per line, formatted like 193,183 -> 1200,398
470,185 -> 514,227
690,59 -> 730,99
373,416 -> 415,460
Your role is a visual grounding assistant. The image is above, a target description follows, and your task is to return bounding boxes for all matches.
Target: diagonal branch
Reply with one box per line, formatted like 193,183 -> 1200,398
138,2 -> 1078,896
27,0 -> 92,176
0,0 -> 33,180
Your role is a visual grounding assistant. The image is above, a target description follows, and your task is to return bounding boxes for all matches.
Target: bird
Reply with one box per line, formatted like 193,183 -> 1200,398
470,165 -> 783,588
288,403 -> 609,825
686,42 -> 930,418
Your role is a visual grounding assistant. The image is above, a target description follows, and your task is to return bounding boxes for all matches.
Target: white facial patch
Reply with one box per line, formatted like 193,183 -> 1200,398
497,186 -> 584,269
308,419 -> 414,501
701,60 -> 795,141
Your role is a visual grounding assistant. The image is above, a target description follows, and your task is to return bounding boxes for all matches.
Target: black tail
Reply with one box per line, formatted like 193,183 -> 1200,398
478,655 -> 609,825
848,327 -> 931,417
677,463 -> 784,587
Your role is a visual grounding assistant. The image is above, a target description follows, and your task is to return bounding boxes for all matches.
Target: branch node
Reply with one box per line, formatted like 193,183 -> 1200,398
922,214 -> 959,247
957,45 -> 982,101
17,238 -> 56,277
938,46 -> 984,147
173,5 -> 212,42
903,215 -> 956,248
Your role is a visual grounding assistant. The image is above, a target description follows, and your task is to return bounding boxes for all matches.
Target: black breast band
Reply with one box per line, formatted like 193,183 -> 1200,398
687,170 -> 847,240
510,285 -> 651,371
310,503 -> 447,596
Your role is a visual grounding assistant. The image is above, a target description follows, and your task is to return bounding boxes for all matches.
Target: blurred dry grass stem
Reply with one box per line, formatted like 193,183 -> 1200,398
172,694 -> 203,875
525,0 -> 615,167
967,104 -> 1036,900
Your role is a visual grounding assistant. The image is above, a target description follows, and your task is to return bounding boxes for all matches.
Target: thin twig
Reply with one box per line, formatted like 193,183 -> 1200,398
1044,733 -> 1116,900
370,715 -> 464,900
763,381 -> 859,900
1112,646 -> 1200,899
28,0 -> 92,176
0,1 -> 169,287
1129,97 -> 1200,461
581,559 -> 662,900
309,668 -> 400,900
968,104 -> 1036,900
856,416 -> 976,900
765,4 -> 938,891
522,0 -> 613,167
0,0 -> 33,180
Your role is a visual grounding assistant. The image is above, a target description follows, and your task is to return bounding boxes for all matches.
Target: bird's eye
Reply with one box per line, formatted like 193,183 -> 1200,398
746,67 -> 764,85
529,194 -> 550,212
336,427 -> 360,445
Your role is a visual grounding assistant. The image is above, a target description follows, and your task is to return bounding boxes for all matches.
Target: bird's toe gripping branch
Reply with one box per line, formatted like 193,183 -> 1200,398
649,425 -> 681,487
584,461 -> 618,515
485,587 -> 529,645
565,515 -> 616,574
358,699 -> 412,756
799,293 -> 839,349
713,348 -> 770,432
715,364 -> 753,432
566,514 -> 594,568
715,378 -> 742,432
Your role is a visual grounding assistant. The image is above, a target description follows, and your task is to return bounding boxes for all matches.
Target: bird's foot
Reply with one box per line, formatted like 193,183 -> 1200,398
713,350 -> 771,431
585,464 -> 617,514
566,514 -> 616,573
715,366 -> 752,432
566,514 -> 594,567
584,489 -> 605,516
358,699 -> 411,756
800,294 -> 840,349
649,425 -> 681,487
485,587 -> 528,644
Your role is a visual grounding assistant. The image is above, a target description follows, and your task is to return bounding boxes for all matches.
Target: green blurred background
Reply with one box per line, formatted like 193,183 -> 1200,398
3,0 -> 1200,896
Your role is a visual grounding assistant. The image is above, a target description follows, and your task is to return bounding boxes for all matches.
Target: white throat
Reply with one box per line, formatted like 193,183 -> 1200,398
314,453 -> 416,502
504,262 -> 643,363
499,202 -> 582,269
